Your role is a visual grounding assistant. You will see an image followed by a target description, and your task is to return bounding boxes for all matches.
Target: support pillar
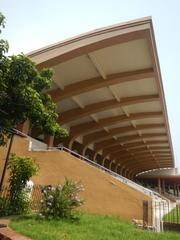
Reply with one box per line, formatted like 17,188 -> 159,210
31,127 -> 42,138
162,179 -> 165,194
93,152 -> 98,162
115,164 -> 119,173
122,168 -> 126,177
102,157 -> 106,166
44,135 -> 54,148
177,185 -> 180,197
176,184 -> 179,197
173,184 -> 176,196
158,178 -> 161,194
124,169 -> 129,178
120,167 -> 124,176
16,119 -> 30,134
109,160 -> 114,170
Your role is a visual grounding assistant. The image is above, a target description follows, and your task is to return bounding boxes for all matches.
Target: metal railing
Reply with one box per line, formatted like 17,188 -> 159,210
38,146 -> 161,198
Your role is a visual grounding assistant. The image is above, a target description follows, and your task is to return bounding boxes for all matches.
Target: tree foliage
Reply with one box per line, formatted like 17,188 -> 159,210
0,12 -> 68,145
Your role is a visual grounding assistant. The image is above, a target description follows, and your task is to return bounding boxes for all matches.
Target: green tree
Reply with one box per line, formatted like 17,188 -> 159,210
0,12 -> 68,145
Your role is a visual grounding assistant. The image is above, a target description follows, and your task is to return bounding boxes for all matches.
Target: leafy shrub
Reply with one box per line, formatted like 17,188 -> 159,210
0,154 -> 39,216
39,179 -> 84,219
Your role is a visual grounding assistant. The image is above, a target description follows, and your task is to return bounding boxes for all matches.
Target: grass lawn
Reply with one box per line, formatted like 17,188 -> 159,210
10,212 -> 180,240
163,205 -> 180,223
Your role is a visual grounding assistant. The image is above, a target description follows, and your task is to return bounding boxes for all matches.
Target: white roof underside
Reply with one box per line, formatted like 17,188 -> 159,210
28,17 -> 174,174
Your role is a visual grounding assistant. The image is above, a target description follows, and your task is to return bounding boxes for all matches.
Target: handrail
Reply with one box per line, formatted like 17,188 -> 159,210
47,146 -> 161,198
14,132 -> 166,200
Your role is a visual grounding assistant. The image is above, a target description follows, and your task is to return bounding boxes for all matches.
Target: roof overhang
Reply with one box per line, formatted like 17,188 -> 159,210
28,17 -> 174,177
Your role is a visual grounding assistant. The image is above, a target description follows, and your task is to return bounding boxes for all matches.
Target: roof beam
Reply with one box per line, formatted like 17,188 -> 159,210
103,141 -> 169,155
58,94 -> 160,125
123,140 -> 168,149
94,133 -> 167,152
87,53 -> 107,79
32,26 -> 149,69
102,150 -> 171,165
130,163 -> 173,176
123,164 -> 172,176
69,111 -> 162,140
118,152 -> 171,162
117,155 -> 172,165
146,29 -> 175,168
49,68 -> 154,102
117,158 -> 172,170
112,149 -> 170,161
104,157 -> 171,174
83,123 -> 165,146
103,148 -> 171,159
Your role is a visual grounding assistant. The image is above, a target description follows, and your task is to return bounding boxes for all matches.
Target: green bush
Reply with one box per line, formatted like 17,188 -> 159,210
39,179 -> 84,220
0,154 -> 39,216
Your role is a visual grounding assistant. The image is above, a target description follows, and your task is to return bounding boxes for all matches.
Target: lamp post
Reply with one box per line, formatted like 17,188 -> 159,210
0,133 -> 14,191
0,127 -> 26,228
0,128 -> 26,191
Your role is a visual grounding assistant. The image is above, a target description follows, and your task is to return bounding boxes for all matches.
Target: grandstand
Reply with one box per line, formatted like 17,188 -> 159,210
26,16 -> 175,178
1,17 -> 180,230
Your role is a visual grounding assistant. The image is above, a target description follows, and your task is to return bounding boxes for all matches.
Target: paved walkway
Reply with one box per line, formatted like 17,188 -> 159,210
0,217 -> 32,240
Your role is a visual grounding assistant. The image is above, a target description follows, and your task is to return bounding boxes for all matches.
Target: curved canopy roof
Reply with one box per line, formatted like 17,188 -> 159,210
28,17 -> 174,176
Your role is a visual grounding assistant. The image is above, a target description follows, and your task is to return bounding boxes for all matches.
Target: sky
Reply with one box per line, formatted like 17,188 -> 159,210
1,0 -> 180,171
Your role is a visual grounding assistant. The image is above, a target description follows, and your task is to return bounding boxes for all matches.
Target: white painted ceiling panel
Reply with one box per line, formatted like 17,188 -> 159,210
124,102 -> 161,114
91,39 -> 152,74
139,128 -> 166,134
143,136 -> 168,141
76,87 -> 114,106
149,143 -> 169,147
57,98 -> 78,112
67,116 -> 92,127
107,121 -> 132,129
110,78 -> 158,98
52,55 -> 99,87
115,130 -> 138,137
133,117 -> 164,125
94,108 -> 123,119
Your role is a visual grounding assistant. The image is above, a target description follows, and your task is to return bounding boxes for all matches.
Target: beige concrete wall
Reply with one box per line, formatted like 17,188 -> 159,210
0,136 -> 152,222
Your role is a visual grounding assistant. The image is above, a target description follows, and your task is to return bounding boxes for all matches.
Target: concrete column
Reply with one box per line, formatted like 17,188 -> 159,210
124,169 -> 129,178
176,184 -> 179,197
117,165 -> 121,173
128,170 -> 133,179
109,161 -> 113,170
44,134 -> 54,148
119,166 -> 124,176
115,164 -> 119,173
162,179 -> 165,194
16,119 -> 30,134
122,168 -> 127,177
173,184 -> 176,196
158,178 -> 161,194
101,157 -> 106,166
31,127 -> 42,138
176,185 -> 178,196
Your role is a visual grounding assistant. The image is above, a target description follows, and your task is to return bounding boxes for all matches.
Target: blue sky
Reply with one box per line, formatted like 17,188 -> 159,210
1,0 -> 180,170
